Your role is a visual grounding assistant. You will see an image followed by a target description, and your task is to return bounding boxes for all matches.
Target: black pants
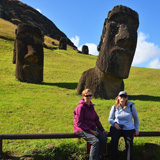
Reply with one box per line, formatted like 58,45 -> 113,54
110,126 -> 135,160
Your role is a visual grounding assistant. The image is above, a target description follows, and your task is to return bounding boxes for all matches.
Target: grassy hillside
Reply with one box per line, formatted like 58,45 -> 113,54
0,19 -> 160,159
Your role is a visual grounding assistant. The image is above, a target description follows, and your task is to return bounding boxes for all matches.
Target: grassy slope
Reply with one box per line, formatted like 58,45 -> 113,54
0,19 -> 160,158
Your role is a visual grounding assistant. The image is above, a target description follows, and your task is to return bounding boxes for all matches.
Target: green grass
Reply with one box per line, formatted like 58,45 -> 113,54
0,19 -> 160,159
0,18 -> 17,40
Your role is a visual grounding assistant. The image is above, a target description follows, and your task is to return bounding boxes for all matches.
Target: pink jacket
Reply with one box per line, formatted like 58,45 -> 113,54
73,99 -> 104,133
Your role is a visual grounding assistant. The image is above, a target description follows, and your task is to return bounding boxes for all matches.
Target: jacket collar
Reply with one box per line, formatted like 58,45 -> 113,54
79,98 -> 94,108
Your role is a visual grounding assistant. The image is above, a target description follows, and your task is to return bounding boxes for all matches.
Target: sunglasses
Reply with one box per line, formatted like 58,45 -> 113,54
120,94 -> 127,98
84,95 -> 92,97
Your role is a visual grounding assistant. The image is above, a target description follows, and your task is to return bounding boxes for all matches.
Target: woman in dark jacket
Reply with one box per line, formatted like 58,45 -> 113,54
74,88 -> 108,160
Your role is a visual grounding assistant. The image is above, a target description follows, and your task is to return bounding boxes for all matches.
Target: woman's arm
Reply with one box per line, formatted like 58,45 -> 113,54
108,105 -> 116,125
75,106 -> 91,131
95,112 -> 105,132
132,104 -> 139,132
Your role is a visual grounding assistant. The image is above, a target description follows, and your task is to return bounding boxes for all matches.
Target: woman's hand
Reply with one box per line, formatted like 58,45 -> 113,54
90,130 -> 99,136
135,130 -> 139,136
103,131 -> 108,136
114,122 -> 121,130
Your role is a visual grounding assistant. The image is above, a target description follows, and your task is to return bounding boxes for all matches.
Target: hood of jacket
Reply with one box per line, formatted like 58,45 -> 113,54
78,98 -> 95,108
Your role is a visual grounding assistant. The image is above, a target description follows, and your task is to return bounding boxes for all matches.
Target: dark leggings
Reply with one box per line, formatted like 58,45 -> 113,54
110,126 -> 135,160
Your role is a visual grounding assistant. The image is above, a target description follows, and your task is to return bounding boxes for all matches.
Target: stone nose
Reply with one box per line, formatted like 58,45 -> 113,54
24,45 -> 39,63
115,24 -> 132,49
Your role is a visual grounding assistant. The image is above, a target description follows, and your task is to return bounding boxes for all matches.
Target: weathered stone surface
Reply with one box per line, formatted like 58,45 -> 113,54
13,40 -> 16,64
0,0 -> 76,49
82,45 -> 89,54
77,5 -> 139,99
77,66 -> 124,99
97,5 -> 139,79
14,23 -> 44,83
59,37 -> 67,50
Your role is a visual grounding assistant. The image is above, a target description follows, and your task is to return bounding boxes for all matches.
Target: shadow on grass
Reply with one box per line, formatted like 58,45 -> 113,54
1,154 -> 46,160
41,83 -> 160,102
2,143 -> 159,160
118,143 -> 160,160
128,95 -> 160,102
41,82 -> 78,89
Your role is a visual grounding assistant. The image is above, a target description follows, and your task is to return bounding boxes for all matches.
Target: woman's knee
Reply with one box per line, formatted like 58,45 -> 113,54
92,137 -> 100,146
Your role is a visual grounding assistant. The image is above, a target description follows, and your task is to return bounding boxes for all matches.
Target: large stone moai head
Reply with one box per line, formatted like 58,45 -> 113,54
59,37 -> 67,50
14,23 -> 44,83
97,5 -> 139,79
82,45 -> 89,54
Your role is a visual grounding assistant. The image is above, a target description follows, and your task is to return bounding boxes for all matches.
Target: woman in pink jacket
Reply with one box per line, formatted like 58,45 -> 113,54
74,89 -> 108,160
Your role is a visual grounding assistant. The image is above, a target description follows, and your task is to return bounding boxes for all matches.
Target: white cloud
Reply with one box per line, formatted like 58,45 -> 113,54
36,9 -> 41,13
147,58 -> 160,69
70,35 -> 80,47
71,33 -> 160,69
70,36 -> 99,55
132,32 -> 160,68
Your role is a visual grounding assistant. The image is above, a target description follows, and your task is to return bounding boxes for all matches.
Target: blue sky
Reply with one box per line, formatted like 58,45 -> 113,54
20,0 -> 160,69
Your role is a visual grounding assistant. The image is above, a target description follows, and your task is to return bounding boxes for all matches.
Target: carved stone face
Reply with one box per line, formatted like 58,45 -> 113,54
82,45 -> 89,54
15,24 -> 44,83
59,37 -> 67,50
96,5 -> 139,79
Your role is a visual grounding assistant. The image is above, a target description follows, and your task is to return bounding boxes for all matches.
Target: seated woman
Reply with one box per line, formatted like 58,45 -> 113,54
108,91 -> 139,160
73,88 -> 108,160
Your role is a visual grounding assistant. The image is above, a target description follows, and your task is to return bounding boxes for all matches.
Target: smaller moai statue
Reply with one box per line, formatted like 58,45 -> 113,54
13,23 -> 44,83
82,45 -> 89,54
59,37 -> 67,50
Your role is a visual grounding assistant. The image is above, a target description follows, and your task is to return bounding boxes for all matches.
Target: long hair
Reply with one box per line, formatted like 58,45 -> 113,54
115,96 -> 128,109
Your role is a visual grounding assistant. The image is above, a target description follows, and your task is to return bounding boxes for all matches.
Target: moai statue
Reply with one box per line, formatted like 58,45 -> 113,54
13,23 -> 44,83
13,38 -> 16,64
77,5 -> 139,99
59,37 -> 67,50
82,45 -> 89,54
